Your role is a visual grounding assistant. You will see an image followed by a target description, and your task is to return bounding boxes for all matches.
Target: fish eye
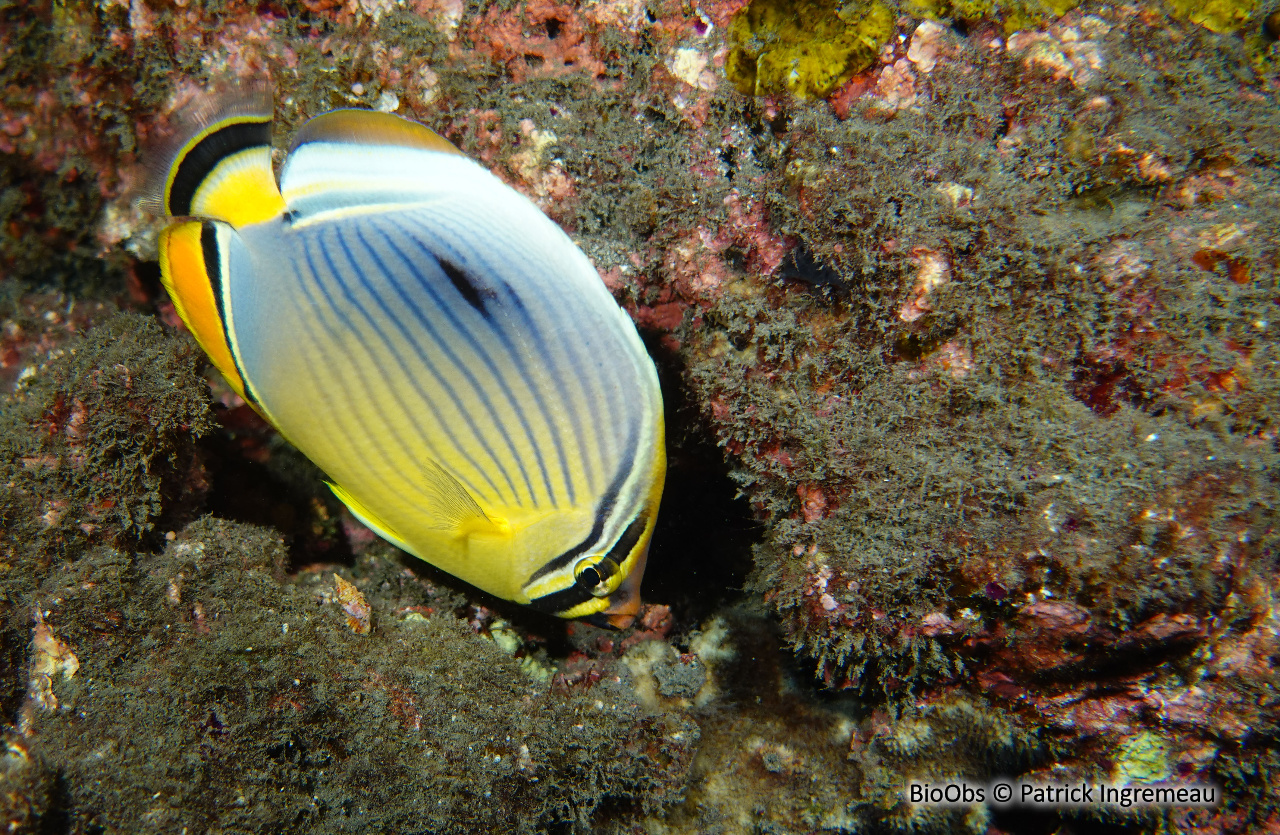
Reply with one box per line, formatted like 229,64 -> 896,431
574,557 -> 620,597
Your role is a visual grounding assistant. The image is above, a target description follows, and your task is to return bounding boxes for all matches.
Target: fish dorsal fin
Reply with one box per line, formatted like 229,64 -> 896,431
148,82 -> 286,227
279,110 -> 465,219
288,109 -> 462,157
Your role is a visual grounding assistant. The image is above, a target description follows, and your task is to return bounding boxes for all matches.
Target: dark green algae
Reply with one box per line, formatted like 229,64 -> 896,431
11,519 -> 696,834
689,8 -> 1280,698
1,0 -> 1279,832
0,313 -> 215,568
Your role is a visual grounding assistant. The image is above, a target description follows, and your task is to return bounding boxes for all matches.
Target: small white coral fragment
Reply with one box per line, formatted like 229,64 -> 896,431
899,247 -> 951,322
1006,18 -> 1108,88
936,182 -> 974,209
669,47 -> 717,90
907,19 -> 945,73
485,619 -> 554,681
508,119 -> 574,209
21,610 -> 80,731
876,58 -> 917,110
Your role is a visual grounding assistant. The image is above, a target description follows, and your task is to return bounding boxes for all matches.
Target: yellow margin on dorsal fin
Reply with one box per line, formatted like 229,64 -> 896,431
144,80 -> 286,228
287,109 -> 463,156
157,220 -> 250,401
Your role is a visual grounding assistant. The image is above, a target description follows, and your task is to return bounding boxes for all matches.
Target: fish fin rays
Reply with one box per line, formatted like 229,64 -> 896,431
422,461 -> 511,537
278,111 -> 466,222
329,463 -> 511,554
146,80 -> 285,226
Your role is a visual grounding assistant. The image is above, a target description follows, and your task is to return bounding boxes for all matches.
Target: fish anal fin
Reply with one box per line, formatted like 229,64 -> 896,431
327,481 -> 416,554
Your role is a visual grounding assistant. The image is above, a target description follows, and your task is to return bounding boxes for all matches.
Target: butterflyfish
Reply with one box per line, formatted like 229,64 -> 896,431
150,86 -> 665,628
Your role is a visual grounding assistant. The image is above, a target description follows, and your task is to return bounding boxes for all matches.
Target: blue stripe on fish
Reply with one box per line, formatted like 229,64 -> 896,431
375,217 -> 579,505
387,213 -> 616,489
288,230 -> 456,506
309,224 -> 521,505
153,94 -> 665,626
348,221 -> 550,507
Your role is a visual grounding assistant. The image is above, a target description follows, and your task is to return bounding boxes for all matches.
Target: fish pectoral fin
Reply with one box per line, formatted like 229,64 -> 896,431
422,461 -> 510,538
329,467 -> 510,553
327,481 -> 415,554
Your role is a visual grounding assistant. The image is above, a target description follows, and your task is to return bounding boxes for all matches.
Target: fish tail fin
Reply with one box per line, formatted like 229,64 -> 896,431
143,80 -> 285,227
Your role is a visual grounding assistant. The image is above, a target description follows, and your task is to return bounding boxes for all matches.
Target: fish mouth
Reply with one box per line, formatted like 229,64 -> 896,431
591,544 -> 648,629
583,605 -> 639,630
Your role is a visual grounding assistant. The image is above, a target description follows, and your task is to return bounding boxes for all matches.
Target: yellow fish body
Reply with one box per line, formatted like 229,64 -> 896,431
152,87 -> 665,628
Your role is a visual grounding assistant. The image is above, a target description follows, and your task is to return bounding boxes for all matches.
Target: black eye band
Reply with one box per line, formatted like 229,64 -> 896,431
168,119 -> 271,217
605,515 -> 647,563
527,584 -> 596,615
526,515 -> 649,616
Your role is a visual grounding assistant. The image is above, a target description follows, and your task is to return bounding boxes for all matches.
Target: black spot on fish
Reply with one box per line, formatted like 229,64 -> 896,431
439,258 -> 496,315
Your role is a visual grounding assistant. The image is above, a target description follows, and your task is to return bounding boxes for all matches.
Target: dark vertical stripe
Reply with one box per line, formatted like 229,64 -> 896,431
605,515 -> 647,563
169,120 -> 271,217
316,225 -> 524,503
524,410 -> 641,584
525,582 -> 596,616
439,258 -> 493,316
526,514 -> 647,614
290,228 -> 503,506
201,222 -> 259,406
382,215 -> 586,502
397,212 -> 623,489
356,222 -> 558,507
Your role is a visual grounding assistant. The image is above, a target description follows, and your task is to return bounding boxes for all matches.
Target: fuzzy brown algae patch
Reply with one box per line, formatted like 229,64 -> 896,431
11,518 -> 697,833
697,0 -> 1280,662
691,4 -> 1280,829
3,0 -> 1280,829
686,3 -> 1280,827
0,312 -> 215,572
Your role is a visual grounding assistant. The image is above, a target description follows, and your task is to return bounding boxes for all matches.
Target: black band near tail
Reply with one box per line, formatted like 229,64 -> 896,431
168,120 -> 271,217
199,220 -> 259,407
